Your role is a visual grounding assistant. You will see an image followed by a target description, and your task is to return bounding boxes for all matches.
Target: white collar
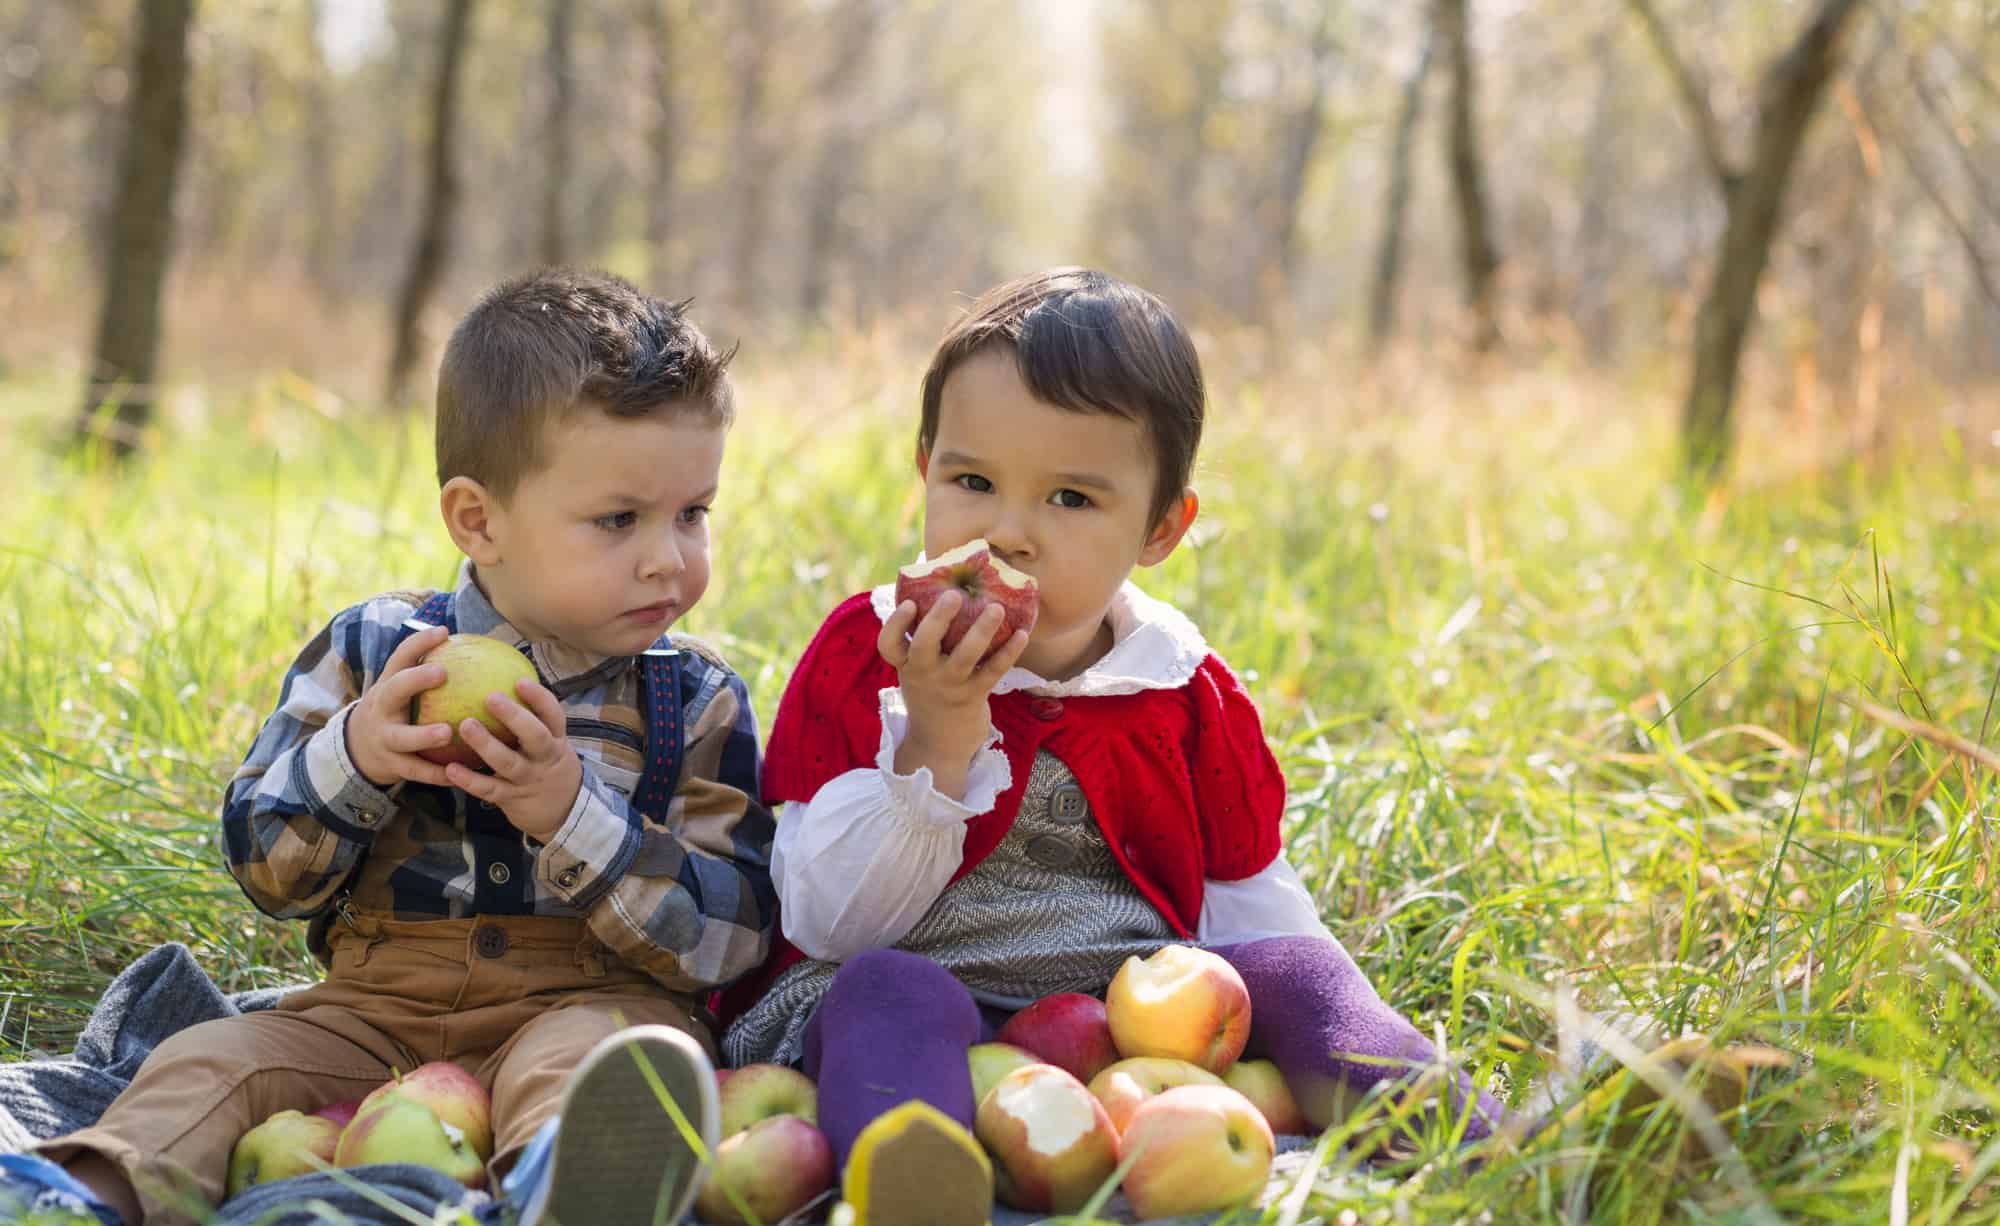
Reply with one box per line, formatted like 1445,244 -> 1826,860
868,580 -> 1208,697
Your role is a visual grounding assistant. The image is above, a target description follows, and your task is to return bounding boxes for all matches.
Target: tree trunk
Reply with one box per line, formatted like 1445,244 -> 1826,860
646,0 -> 679,278
727,0 -> 774,320
76,0 -> 195,452
1437,0 -> 1501,352
1258,2 -> 1339,326
302,0 -> 340,296
1678,0 -> 1861,478
539,0 -> 572,268
385,0 -> 476,409
798,0 -> 884,319
1368,24 -> 1434,349
1570,25 -> 1622,362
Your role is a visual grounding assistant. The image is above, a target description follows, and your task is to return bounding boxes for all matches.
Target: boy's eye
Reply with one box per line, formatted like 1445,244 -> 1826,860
594,511 -> 637,531
678,505 -> 710,525
954,474 -> 993,494
1051,489 -> 1091,509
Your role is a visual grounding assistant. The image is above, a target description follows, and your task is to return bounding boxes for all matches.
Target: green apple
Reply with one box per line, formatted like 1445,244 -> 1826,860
967,1042 -> 1040,1109
226,1109 -> 342,1198
717,1063 -> 818,1138
334,1088 -> 487,1187
411,634 -> 538,768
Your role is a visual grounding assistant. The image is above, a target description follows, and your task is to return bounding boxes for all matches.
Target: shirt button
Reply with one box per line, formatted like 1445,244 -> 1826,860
1029,697 -> 1064,722
557,867 -> 580,889
473,925 -> 509,959
486,862 -> 511,885
355,808 -> 382,827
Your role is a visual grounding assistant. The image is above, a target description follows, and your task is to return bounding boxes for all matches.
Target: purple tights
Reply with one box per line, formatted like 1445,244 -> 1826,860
800,937 -> 1505,1167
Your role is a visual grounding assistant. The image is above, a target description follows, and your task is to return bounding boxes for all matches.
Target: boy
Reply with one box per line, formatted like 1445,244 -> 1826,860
2,270 -> 775,1226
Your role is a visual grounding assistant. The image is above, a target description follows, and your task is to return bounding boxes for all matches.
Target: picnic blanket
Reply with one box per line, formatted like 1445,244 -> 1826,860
0,943 -> 1325,1225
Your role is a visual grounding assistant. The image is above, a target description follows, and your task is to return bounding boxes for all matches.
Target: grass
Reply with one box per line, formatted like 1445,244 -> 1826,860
2,352 -> 1996,1223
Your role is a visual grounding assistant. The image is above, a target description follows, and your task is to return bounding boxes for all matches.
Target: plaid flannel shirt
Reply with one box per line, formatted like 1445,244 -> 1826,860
220,563 -> 777,993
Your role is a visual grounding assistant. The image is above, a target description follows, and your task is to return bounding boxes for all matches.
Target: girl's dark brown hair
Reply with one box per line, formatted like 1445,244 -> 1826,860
918,268 -> 1204,528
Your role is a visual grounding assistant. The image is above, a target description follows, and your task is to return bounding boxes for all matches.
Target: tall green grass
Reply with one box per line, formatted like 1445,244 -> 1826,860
3,359 -> 1996,1222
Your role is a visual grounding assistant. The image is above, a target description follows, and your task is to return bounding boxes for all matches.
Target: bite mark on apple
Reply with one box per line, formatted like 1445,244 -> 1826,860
996,1077 -> 1097,1155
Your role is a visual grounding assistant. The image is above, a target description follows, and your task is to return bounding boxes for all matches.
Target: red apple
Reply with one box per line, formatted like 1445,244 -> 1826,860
691,1114 -> 835,1226
717,1062 -> 817,1139
335,1089 -> 487,1187
967,1042 -> 1041,1110
894,538 -> 1039,657
357,1061 -> 493,1163
973,1064 -> 1121,1214
997,994 -> 1120,1086
1105,945 -> 1252,1074
1118,1085 -> 1274,1219
227,1109 -> 343,1198
1085,1056 -> 1224,1134
312,1098 -> 364,1130
1223,1059 -> 1308,1135
411,634 -> 539,768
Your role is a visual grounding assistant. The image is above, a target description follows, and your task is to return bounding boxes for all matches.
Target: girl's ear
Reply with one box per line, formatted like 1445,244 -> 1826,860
440,476 -> 503,566
1137,489 -> 1199,568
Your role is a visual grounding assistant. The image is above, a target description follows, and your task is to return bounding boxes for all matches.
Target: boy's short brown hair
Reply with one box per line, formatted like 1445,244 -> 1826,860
918,267 -> 1204,529
436,269 -> 735,499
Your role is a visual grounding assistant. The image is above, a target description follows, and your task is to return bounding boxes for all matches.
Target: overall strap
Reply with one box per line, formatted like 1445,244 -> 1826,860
394,590 -> 458,646
631,647 -> 686,820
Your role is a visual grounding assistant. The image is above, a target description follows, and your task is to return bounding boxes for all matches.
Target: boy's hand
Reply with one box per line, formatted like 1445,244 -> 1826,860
442,679 -> 582,842
878,590 -> 1029,800
347,623 -> 458,790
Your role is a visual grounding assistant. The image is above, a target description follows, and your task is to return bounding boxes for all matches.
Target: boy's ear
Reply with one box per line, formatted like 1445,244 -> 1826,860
1137,489 -> 1199,568
440,476 -> 503,566
915,443 -> 929,478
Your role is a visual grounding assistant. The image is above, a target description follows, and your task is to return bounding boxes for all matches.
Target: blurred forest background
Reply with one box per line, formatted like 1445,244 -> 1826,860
1,0 -> 1996,473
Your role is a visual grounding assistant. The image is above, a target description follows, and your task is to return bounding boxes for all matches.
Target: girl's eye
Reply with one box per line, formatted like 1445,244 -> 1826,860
954,474 -> 993,493
594,511 -> 637,531
678,505 -> 710,525
1052,489 -> 1091,509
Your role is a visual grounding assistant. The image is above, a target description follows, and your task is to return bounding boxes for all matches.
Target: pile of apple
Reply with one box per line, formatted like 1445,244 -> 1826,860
692,1063 -> 835,1226
969,944 -> 1296,1221
226,1061 -> 493,1199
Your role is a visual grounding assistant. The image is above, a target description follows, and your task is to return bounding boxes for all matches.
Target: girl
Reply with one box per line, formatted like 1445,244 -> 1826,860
725,268 -> 1505,1225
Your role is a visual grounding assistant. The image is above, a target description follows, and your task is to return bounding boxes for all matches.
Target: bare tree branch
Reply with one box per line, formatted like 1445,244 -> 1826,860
1626,0 -> 1738,191
1859,82 -> 2000,311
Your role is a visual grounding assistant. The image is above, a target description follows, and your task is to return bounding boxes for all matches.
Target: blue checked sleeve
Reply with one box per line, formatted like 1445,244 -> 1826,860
219,594 -> 424,920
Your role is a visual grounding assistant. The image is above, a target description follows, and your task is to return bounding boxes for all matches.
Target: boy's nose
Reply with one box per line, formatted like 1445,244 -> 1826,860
640,530 -> 683,579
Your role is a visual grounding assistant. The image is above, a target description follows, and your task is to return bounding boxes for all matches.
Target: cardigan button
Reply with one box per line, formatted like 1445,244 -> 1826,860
1047,783 -> 1087,824
1029,697 -> 1064,722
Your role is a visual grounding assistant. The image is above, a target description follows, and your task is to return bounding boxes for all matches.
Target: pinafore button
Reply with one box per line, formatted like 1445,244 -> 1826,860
474,925 -> 509,959
1025,834 -> 1078,869
1047,783 -> 1087,824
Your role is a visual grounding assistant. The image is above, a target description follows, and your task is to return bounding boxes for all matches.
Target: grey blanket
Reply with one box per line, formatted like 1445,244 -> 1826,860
0,944 -> 1316,1225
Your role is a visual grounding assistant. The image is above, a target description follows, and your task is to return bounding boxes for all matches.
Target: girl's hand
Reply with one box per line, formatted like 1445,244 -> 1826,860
443,679 -> 584,842
346,623 -> 456,790
878,591 -> 1030,800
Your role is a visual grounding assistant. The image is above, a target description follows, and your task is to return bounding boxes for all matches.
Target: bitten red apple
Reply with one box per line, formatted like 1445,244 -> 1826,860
226,1110 -> 343,1198
411,634 -> 539,768
997,994 -> 1120,1085
1222,1059 -> 1308,1135
357,1061 -> 494,1164
1118,1085 -> 1274,1220
1085,1056 -> 1225,1134
1105,945 -> 1252,1074
973,1064 -> 1121,1214
894,539 -> 1039,656
692,1114 -> 835,1226
717,1062 -> 818,1139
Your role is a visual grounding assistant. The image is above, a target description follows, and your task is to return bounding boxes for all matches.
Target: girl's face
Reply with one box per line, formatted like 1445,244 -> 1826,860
921,349 -> 1193,681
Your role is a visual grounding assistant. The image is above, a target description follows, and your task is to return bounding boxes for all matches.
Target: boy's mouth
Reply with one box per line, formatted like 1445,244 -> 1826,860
623,601 -> 676,624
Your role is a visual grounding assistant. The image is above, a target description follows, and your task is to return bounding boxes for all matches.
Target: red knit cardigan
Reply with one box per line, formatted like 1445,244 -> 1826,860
710,592 -> 1286,1025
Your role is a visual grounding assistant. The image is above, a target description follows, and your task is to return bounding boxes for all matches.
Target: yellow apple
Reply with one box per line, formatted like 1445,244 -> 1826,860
1085,1056 -> 1223,1134
226,1110 -> 342,1197
1118,1084 -> 1274,1219
1105,945 -> 1251,1074
1222,1058 -> 1307,1135
973,1063 -> 1121,1213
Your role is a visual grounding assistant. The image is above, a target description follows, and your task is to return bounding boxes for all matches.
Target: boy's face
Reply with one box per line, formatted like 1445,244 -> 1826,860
921,349 -> 1191,682
448,407 -> 724,658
